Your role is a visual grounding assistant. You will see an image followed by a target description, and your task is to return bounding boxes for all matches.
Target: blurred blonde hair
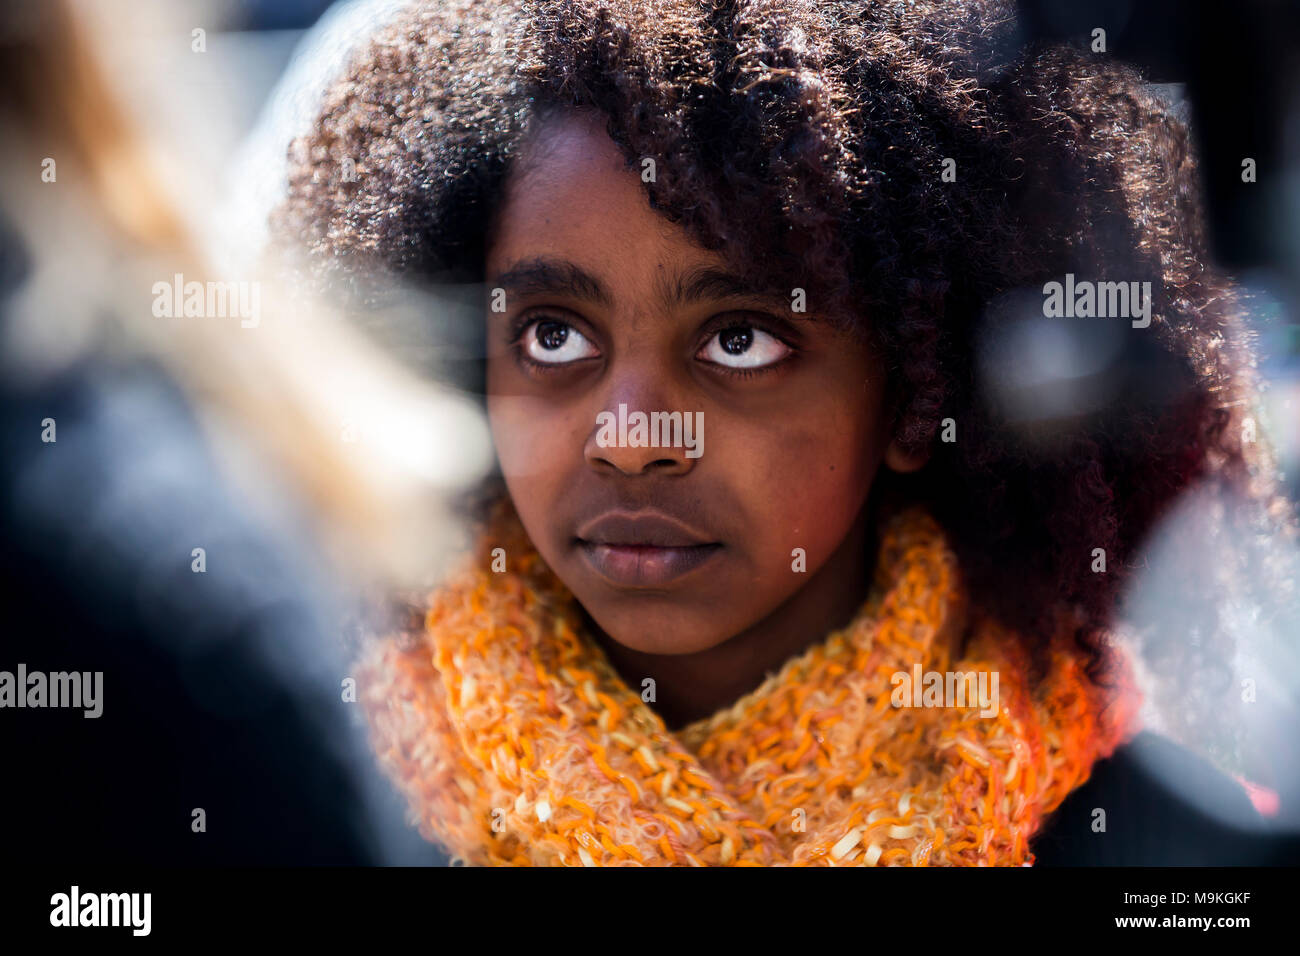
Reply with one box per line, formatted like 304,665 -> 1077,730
0,0 -> 492,588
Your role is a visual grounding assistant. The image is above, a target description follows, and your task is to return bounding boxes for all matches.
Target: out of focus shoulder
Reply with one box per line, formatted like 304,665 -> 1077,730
1032,730 -> 1298,865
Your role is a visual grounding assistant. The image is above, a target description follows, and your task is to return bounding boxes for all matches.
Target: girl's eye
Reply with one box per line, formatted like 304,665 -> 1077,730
697,324 -> 791,369
520,318 -> 599,364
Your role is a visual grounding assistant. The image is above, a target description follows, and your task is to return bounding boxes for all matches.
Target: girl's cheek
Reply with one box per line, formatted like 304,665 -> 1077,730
497,424 -> 548,480
750,414 -> 863,490
765,423 -> 876,541
489,399 -> 583,485
486,401 -> 540,483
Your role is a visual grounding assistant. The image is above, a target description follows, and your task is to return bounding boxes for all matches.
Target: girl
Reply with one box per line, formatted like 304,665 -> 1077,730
275,0 -> 1295,865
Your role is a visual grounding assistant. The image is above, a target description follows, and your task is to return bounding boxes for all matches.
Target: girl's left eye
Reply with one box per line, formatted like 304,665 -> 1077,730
697,324 -> 791,369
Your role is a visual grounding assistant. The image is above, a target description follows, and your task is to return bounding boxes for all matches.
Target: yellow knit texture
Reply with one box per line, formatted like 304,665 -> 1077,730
356,497 -> 1142,865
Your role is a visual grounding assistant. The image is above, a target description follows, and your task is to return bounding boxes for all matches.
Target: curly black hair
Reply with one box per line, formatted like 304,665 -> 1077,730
274,0 -> 1297,761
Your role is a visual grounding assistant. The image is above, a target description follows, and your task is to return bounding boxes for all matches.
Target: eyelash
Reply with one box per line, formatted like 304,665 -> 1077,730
506,310 -> 800,378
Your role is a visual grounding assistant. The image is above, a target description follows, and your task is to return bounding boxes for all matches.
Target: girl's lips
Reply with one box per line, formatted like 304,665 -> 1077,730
577,541 -> 723,587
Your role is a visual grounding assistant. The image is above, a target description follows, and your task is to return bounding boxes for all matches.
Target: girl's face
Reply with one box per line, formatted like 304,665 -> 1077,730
485,110 -> 912,655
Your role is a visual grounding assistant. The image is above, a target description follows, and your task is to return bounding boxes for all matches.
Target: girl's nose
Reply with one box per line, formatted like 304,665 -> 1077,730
583,401 -> 701,476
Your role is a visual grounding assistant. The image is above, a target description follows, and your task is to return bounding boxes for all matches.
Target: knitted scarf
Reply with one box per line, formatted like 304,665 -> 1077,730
355,495 -> 1142,866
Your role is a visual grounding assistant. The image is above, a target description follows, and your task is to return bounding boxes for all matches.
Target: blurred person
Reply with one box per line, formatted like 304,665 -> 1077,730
0,0 -> 489,863
273,0 -> 1300,865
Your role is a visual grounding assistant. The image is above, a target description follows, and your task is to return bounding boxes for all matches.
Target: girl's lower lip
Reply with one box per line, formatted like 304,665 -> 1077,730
577,541 -> 722,587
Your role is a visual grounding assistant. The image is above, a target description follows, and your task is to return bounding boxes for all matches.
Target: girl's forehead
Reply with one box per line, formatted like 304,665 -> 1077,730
488,105 -> 826,315
489,117 -> 719,275
503,109 -> 628,202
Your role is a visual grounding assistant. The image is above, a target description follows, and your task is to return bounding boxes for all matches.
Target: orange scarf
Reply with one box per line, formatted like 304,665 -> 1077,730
355,496 -> 1141,865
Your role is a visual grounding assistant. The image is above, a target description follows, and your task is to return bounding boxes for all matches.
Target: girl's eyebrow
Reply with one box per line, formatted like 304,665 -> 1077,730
666,266 -> 792,310
491,257 -> 613,308
490,255 -> 792,311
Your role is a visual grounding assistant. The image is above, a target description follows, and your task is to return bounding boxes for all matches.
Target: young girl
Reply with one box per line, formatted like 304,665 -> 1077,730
276,0 -> 1294,865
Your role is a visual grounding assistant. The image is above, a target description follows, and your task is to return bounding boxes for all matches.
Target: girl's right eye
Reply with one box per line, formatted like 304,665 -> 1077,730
516,317 -> 600,365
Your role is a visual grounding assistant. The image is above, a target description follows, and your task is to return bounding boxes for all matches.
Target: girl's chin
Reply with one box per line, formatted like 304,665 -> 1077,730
575,602 -> 735,657
596,633 -> 732,657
